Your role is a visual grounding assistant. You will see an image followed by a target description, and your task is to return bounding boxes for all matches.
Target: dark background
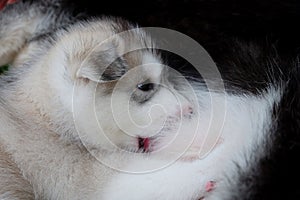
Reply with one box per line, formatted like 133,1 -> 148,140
68,0 -> 300,58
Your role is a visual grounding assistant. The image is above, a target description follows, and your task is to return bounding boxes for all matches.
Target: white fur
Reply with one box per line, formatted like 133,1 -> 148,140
102,87 -> 282,200
0,5 -> 198,199
0,1 -> 282,199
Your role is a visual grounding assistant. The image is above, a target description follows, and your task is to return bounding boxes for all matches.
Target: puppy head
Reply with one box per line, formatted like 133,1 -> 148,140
48,18 -> 196,153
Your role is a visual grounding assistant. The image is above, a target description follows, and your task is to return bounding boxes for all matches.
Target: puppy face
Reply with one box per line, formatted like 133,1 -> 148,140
49,18 -> 195,153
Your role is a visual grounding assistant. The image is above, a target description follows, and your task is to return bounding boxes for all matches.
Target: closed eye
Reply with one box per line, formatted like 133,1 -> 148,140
132,82 -> 159,103
137,82 -> 156,92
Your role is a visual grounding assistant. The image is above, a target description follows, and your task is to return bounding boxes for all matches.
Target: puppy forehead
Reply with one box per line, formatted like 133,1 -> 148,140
58,19 -> 163,79
141,53 -> 163,79
62,30 -> 151,64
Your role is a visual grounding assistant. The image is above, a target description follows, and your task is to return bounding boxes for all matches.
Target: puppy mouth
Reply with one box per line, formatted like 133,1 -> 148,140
138,137 -> 150,152
136,118 -> 175,153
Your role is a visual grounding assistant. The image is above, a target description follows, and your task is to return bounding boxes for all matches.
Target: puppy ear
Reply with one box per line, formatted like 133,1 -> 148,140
76,41 -> 128,83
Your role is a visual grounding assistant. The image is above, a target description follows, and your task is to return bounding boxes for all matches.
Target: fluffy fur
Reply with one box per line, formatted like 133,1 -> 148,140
0,0 -> 299,200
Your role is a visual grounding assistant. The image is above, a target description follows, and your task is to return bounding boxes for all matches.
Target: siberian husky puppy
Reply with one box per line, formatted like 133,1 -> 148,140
0,1 -> 299,200
0,1 -> 206,199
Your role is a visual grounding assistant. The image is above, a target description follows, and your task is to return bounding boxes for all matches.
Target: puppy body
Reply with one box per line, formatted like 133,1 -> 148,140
101,87 -> 282,200
0,74 -> 281,200
0,1 -> 204,199
0,1 -> 292,200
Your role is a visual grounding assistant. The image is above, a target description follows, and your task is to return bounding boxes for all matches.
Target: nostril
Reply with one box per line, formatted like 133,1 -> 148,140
187,106 -> 193,114
175,105 -> 194,118
182,105 -> 194,116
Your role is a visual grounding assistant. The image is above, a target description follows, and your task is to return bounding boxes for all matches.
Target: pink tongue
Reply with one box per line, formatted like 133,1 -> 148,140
143,138 -> 149,151
138,137 -> 150,152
